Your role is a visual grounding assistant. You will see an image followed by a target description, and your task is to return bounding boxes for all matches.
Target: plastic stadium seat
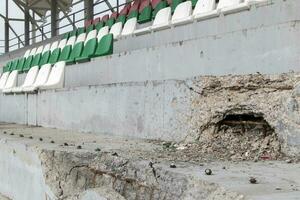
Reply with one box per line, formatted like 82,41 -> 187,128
29,47 -> 37,56
48,48 -> 61,65
127,1 -> 140,20
66,33 -> 86,64
42,43 -> 51,54
77,27 -> 85,35
117,4 -> 131,24
138,0 -> 152,23
168,0 -> 183,13
23,64 -> 51,92
58,37 -> 76,62
23,49 -> 31,58
121,17 -> 137,36
86,24 -> 95,33
0,72 -> 9,90
171,1 -> 193,26
93,17 -> 101,24
106,12 -> 118,28
50,41 -> 59,52
22,55 -> 34,72
85,19 -> 93,27
97,26 -> 110,41
95,21 -> 105,31
4,61 -> 13,72
39,50 -> 51,66
152,0 -> 167,19
39,61 -> 66,90
109,22 -> 123,39
94,34 -> 113,58
134,7 -> 171,35
102,14 -> 109,23
10,60 -> 19,71
217,0 -> 250,14
36,46 -> 44,55
11,66 -> 39,93
63,32 -> 70,39
31,53 -> 42,67
69,30 -> 78,37
16,58 -> 26,72
2,70 -> 18,93
76,30 -> 98,63
193,0 -> 218,20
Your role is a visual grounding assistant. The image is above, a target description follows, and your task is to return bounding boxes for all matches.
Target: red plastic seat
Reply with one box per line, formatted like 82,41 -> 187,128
85,19 -> 93,27
167,0 -> 172,5
110,12 -> 119,19
151,0 -> 162,8
129,0 -> 141,14
93,17 -> 101,24
119,4 -> 131,16
139,0 -> 151,12
102,14 -> 109,22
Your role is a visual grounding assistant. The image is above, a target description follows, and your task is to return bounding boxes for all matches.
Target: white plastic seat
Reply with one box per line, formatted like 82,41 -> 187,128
0,72 -> 10,90
29,47 -> 37,56
134,7 -> 171,35
50,41 -> 59,52
23,64 -> 51,93
11,66 -> 39,93
75,33 -> 86,44
36,45 -> 44,55
42,43 -> 51,54
39,61 -> 65,90
193,0 -> 218,21
58,39 -> 68,49
171,1 -> 193,26
85,30 -> 97,45
217,0 -> 251,14
2,70 -> 18,93
97,26 -> 109,42
66,36 -> 77,47
23,49 -> 31,58
109,22 -> 123,39
121,17 -> 137,37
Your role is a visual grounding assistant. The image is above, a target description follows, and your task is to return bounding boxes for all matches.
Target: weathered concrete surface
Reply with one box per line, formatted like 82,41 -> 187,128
0,124 -> 299,200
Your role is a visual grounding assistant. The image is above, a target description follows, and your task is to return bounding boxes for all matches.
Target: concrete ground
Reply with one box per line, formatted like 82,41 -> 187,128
0,123 -> 299,200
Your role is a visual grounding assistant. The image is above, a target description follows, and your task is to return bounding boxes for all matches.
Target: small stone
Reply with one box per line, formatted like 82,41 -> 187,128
95,148 -> 101,152
19,134 -> 24,137
286,159 -> 292,164
64,142 -> 68,146
170,163 -> 176,168
76,145 -> 82,149
3,131 -> 7,134
275,187 -> 282,190
222,166 -> 226,169
39,138 -> 43,141
205,168 -> 212,175
149,161 -> 154,168
10,133 -> 14,136
29,136 -> 33,139
50,140 -> 55,144
249,177 -> 257,184
112,152 -> 118,156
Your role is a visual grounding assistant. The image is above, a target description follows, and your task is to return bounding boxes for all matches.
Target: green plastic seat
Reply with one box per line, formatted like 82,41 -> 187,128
116,15 -> 127,25
77,27 -> 85,35
127,10 -> 138,20
16,57 -> 26,72
93,34 -> 113,58
63,32 -> 70,39
39,51 -> 51,66
69,30 -> 77,37
22,55 -> 34,72
153,1 -> 167,19
66,42 -> 84,64
3,61 -> 12,72
86,24 -> 95,33
171,0 -> 183,13
31,53 -> 42,67
190,0 -> 197,8
58,45 -> 73,62
95,22 -> 105,32
106,18 -> 115,28
48,48 -> 61,64
138,6 -> 152,24
10,60 -> 19,71
75,38 -> 98,63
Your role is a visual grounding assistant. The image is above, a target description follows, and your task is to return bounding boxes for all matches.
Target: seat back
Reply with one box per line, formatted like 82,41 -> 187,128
42,43 -> 51,54
153,7 -> 171,26
85,30 -> 97,45
193,0 -> 216,15
23,49 -> 31,58
109,22 -> 123,39
75,33 -> 87,44
22,66 -> 39,87
95,34 -> 113,57
36,46 -> 44,55
33,64 -> 51,87
45,61 -> 65,88
217,0 -> 242,9
152,0 -> 161,8
50,41 -> 59,52
139,0 -> 150,12
97,26 -> 109,42
172,1 -> 192,21
66,36 -> 77,47
121,17 -> 137,36
29,48 -> 37,56
0,72 -> 10,89
4,70 -> 18,89
93,17 -> 101,24
102,14 -> 109,22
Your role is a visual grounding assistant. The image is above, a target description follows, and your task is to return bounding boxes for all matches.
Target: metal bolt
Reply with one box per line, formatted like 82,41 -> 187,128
205,169 -> 212,175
